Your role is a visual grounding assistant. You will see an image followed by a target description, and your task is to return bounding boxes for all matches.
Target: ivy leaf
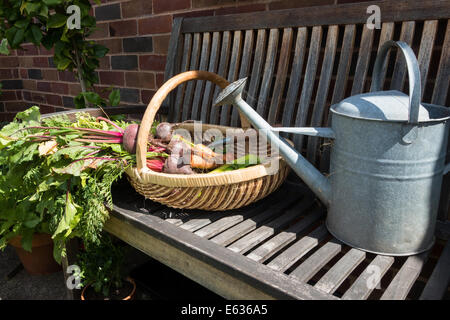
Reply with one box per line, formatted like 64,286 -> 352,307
108,89 -> 120,107
14,19 -> 29,29
12,28 -> 25,48
39,5 -> 49,19
21,228 -> 34,252
43,0 -> 64,5
30,25 -> 43,45
47,13 -> 67,29
24,2 -> 41,16
93,44 -> 108,58
24,215 -> 41,228
56,57 -> 72,70
14,105 -> 41,123
0,38 -> 9,55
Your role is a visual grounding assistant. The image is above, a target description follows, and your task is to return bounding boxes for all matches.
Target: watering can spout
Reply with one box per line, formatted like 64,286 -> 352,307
214,78 -> 332,207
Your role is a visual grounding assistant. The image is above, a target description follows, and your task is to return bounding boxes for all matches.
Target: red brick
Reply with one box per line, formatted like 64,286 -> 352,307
153,35 -> 170,54
39,46 -> 54,56
19,57 -> 33,68
156,73 -> 165,87
46,94 -> 63,106
39,105 -> 56,114
37,81 -> 52,92
99,71 -> 125,86
19,69 -> 28,78
337,0 -> 375,3
93,85 -> 111,100
20,44 -> 39,56
51,82 -> 69,94
42,69 -> 59,81
58,70 -> 77,82
122,0 -> 153,18
69,83 -> 82,96
173,9 -> 215,19
0,91 -> 17,101
138,15 -> 172,35
23,91 -> 32,101
33,57 -> 49,68
99,56 -> 111,70
153,0 -> 191,14
215,4 -> 266,15
22,80 -> 37,91
268,0 -> 334,10
16,91 -> 22,100
12,69 -> 19,78
125,72 -> 156,88
141,89 -> 156,103
96,38 -> 122,54
31,92 -> 46,103
109,20 -> 137,37
89,22 -> 110,39
192,0 -> 234,8
139,55 -> 166,71
0,69 -> 13,79
5,101 -> 27,112
0,57 -> 19,67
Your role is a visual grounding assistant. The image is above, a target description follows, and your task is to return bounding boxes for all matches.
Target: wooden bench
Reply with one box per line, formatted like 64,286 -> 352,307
65,0 -> 450,299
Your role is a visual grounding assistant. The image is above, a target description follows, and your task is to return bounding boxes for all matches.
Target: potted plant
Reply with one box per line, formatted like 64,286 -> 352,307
78,234 -> 136,300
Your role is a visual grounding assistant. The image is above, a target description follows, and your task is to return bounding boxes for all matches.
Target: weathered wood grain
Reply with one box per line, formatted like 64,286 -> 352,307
181,33 -> 202,121
314,248 -> 366,294
190,33 -> 211,120
350,25 -> 374,95
417,20 -> 438,98
381,252 -> 428,300
342,255 -> 395,300
293,26 -> 322,151
267,225 -> 329,272
247,208 -> 325,263
172,33 -> 192,122
290,239 -> 342,282
420,240 -> 450,300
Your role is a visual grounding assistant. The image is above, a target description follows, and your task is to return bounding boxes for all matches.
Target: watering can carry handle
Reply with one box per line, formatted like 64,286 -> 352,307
370,40 -> 421,124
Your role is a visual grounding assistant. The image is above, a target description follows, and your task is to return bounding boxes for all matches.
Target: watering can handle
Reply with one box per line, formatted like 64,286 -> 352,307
370,40 -> 421,124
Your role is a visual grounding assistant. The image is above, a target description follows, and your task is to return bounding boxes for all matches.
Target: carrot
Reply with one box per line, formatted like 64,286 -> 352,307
190,153 -> 217,169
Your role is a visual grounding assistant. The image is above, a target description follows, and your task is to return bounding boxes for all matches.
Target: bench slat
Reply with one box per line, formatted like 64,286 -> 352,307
181,33 -> 202,121
247,208 -> 325,263
210,194 -> 301,246
418,20 -> 438,98
200,32 -> 221,124
245,29 -> 267,113
374,22 -> 395,89
293,26 -> 323,151
210,31 -> 232,124
432,20 -> 450,106
314,248 -> 366,294
290,239 -> 342,282
220,31 -> 243,126
307,25 -> 339,165
191,33 -> 211,120
331,24 -> 356,105
256,29 -> 279,119
351,26 -> 374,95
227,196 -> 315,254
268,28 -> 294,124
267,225 -> 329,272
342,255 -> 395,300
178,211 -> 228,233
165,18 -> 183,119
173,33 -> 192,122
231,30 -> 255,127
381,252 -> 428,300
390,21 -> 416,91
420,240 -> 450,300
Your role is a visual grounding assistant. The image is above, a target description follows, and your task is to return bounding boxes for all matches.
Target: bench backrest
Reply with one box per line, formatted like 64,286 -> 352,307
163,0 -> 450,218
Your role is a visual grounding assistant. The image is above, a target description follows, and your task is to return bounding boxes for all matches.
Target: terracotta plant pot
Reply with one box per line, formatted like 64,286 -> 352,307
9,233 -> 61,275
81,277 -> 136,300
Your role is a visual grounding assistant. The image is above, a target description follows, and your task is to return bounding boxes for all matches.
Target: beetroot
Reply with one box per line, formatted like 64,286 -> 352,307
123,124 -> 140,153
155,122 -> 173,142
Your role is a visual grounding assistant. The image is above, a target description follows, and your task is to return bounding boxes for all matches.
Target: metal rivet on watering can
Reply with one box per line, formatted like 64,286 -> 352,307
215,40 -> 450,256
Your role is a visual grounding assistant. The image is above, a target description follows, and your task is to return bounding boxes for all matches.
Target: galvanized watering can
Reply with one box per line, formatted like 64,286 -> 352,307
214,41 -> 450,256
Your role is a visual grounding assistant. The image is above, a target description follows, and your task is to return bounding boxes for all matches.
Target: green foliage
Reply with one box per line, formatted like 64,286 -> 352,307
74,88 -> 120,109
0,0 -> 109,106
77,234 -> 126,298
0,107 -> 132,262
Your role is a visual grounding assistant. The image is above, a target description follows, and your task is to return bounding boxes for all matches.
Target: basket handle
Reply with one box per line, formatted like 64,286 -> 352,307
136,70 -> 252,171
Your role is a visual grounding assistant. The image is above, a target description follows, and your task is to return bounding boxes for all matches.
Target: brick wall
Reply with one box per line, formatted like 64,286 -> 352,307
0,0 -> 373,121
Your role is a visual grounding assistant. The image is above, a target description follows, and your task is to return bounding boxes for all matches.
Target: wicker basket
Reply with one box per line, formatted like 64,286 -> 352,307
126,70 -> 290,211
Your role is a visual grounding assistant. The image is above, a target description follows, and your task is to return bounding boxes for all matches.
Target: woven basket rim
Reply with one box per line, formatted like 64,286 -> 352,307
126,158 -> 286,188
